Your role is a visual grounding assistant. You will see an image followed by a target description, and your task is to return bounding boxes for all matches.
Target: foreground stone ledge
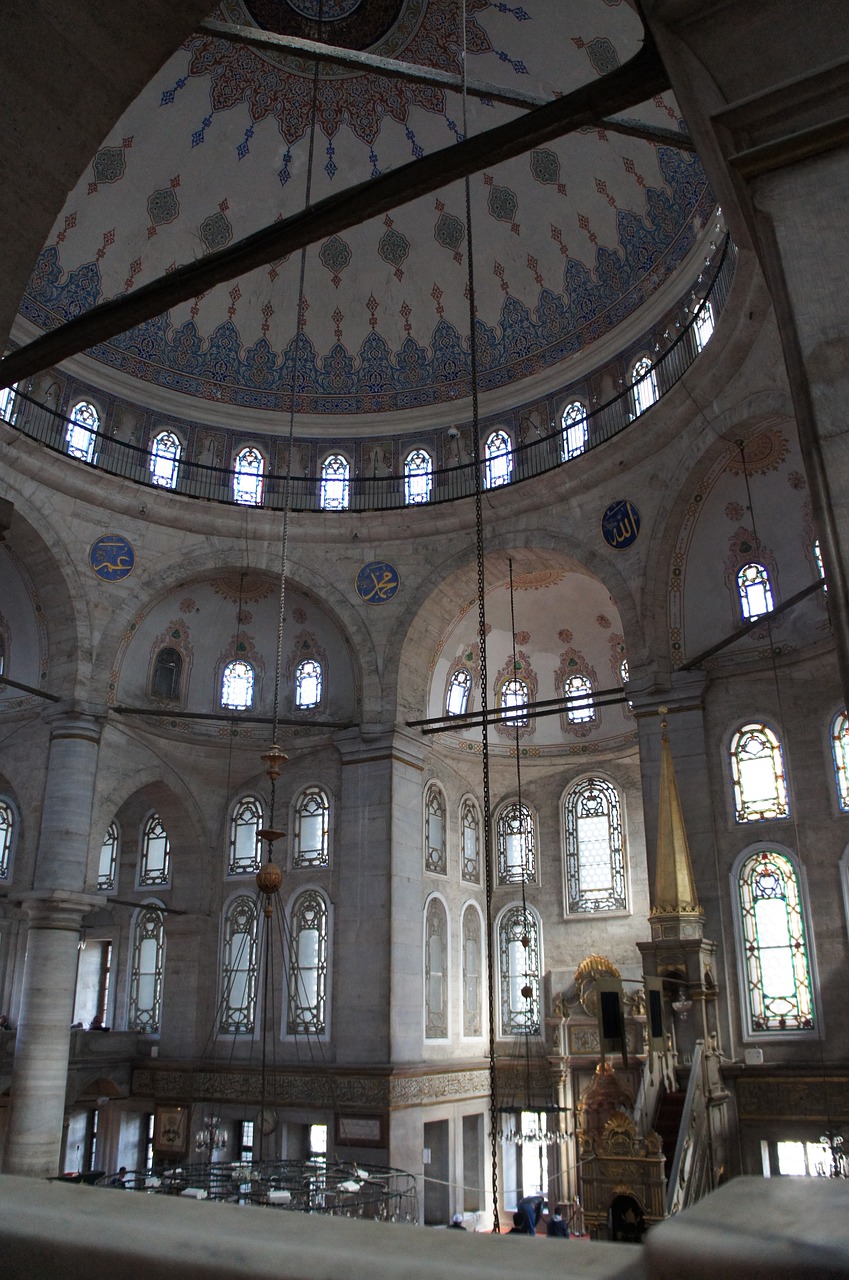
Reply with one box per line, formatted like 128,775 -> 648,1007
0,1175 -> 642,1280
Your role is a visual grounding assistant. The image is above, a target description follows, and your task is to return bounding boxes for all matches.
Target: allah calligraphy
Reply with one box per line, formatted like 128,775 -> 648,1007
601,500 -> 641,550
89,533 -> 135,581
355,561 -> 400,604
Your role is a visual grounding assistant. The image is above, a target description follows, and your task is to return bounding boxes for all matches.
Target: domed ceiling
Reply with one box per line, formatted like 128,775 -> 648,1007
17,0 -> 713,426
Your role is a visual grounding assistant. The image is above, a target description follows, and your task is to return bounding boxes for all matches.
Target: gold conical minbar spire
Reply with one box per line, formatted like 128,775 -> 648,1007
651,707 -> 702,918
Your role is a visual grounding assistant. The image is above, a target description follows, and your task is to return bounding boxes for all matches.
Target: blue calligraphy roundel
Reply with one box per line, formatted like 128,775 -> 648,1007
601,500 -> 641,550
356,561 -> 400,604
89,533 -> 135,581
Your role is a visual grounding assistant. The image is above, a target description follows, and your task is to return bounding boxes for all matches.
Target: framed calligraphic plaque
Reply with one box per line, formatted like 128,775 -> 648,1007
334,1113 -> 386,1148
153,1104 -> 189,1154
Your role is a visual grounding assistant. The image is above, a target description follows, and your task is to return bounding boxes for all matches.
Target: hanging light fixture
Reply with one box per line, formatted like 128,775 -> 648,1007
195,1115 -> 227,1155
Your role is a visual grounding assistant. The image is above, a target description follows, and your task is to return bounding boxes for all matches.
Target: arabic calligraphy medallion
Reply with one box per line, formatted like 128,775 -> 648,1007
89,533 -> 136,582
601,500 -> 641,550
356,560 -> 400,605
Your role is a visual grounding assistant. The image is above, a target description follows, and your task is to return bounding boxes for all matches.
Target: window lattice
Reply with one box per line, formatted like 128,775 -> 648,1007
0,800 -> 14,880
564,778 -> 626,913
219,896 -> 259,1034
98,822 -> 119,891
631,358 -> 658,416
832,712 -> 849,811
497,803 -> 535,884
404,449 -> 433,504
738,850 -> 814,1033
128,906 -> 164,1033
287,891 -> 329,1035
462,906 -> 482,1037
499,906 -> 540,1036
730,723 -> 789,823
693,299 -> 714,351
138,814 -> 171,887
564,673 -> 596,724
737,562 -> 774,621
814,539 -> 827,592
295,658 -> 322,708
233,447 -> 265,506
293,787 -> 329,868
446,667 -> 472,717
66,401 -> 99,463
320,454 -> 350,510
150,431 -> 181,489
221,660 -> 255,711
485,430 -> 512,489
499,677 -> 529,727
561,401 -> 588,460
151,647 -> 182,701
228,795 -> 262,875
461,798 -> 481,883
425,897 -> 448,1039
425,785 -> 447,875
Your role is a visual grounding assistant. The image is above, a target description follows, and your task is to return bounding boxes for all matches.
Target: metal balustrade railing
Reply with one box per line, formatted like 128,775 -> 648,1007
0,237 -> 735,513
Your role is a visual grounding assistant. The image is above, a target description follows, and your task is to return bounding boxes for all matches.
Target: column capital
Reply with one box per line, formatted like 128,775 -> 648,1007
9,890 -> 102,930
40,704 -> 106,743
629,668 -> 708,719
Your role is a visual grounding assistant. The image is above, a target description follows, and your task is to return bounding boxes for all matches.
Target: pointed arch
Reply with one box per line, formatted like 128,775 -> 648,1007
219,895 -> 259,1035
424,894 -> 449,1040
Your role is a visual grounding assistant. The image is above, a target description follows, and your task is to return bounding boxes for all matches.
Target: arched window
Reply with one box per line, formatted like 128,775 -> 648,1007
0,382 -> 17,422
630,357 -> 658,417
564,673 -> 596,724
564,778 -> 627,913
619,657 -> 629,684
138,813 -> 171,887
561,401 -> 588,460
485,430 -> 512,489
293,787 -> 330,868
287,890 -> 329,1035
320,454 -> 350,510
404,449 -> 433,504
151,647 -> 182,701
97,822 -> 119,891
831,712 -> 849,812
221,660 -> 255,711
66,400 -> 99,463
461,797 -> 481,883
730,723 -> 789,823
499,906 -> 541,1036
219,896 -> 259,1034
228,795 -> 262,876
424,896 -> 448,1039
813,539 -> 827,592
737,563 -> 774,621
128,905 -> 165,1033
499,676 -> 529,727
150,430 -> 181,489
693,299 -> 714,351
462,904 -> 482,1037
295,658 -> 322,708
0,633 -> 5,677
0,799 -> 15,880
233,446 -> 265,506
424,784 -> 447,875
446,667 -> 472,717
497,802 -> 536,884
736,849 -> 814,1033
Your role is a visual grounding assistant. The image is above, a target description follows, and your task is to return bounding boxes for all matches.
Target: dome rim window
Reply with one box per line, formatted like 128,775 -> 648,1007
561,399 -> 588,461
149,429 -> 182,489
403,447 -> 434,505
65,399 -> 100,464
320,453 -> 351,511
737,561 -> 775,622
484,429 -> 513,489
232,445 -> 266,507
0,796 -> 18,881
221,659 -> 256,712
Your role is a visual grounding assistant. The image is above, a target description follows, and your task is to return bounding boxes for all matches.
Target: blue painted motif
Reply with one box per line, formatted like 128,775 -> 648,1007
90,534 -> 135,581
601,501 -> 641,550
356,561 -> 400,604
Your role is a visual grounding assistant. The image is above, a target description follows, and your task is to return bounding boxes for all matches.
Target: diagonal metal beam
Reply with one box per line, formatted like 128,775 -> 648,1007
199,17 -> 696,150
0,36 -> 670,391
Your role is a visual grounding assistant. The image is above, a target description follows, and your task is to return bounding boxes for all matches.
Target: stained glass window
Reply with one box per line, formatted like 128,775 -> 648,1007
564,778 -> 626,913
293,787 -> 329,868
462,905 -> 482,1037
738,850 -> 814,1033
425,897 -> 448,1039
128,906 -> 164,1033
631,357 -> 658,416
564,673 -> 596,724
404,449 -> 433,504
497,803 -> 535,884
446,668 -> 472,717
287,890 -> 328,1035
561,401 -> 588,460
499,677 -> 529,727
485,430 -> 512,489
693,299 -> 714,351
66,400 -> 99,463
425,784 -> 447,875
150,430 -> 181,489
730,723 -> 789,822
219,896 -> 258,1034
499,906 -> 540,1036
0,799 -> 15,879
233,446 -> 265,506
831,712 -> 849,811
461,798 -> 481,883
98,822 -> 119,891
320,454 -> 350,510
620,657 -> 629,684
151,647 -> 182,701
295,658 -> 322,708
228,795 -> 262,875
221,660 -> 255,711
737,562 -> 774,621
138,814 -> 170,887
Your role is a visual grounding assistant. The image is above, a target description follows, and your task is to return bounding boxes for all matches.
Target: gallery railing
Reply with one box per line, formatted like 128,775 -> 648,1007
0,237 -> 735,514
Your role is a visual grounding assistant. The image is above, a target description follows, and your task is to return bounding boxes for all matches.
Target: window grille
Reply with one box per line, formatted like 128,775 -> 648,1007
446,667 -> 472,717
693,299 -> 714,351
404,449 -> 433,504
293,788 -> 329,868
462,906 -> 482,1036
497,803 -> 535,884
320,454 -> 350,510
564,673 -> 596,724
499,677 -> 529,726
831,712 -> 849,811
233,447 -> 265,506
499,906 -> 540,1036
564,778 -> 627,913
98,822 -> 119,891
484,430 -> 512,488
0,800 -> 14,879
128,906 -> 164,1032
138,814 -> 171,887
737,562 -> 774,621
66,401 -> 99,463
630,358 -> 658,417
295,658 -> 322,708
287,891 -> 329,1035
425,785 -> 447,875
219,896 -> 259,1034
461,798 -> 481,883
150,431 -> 181,489
738,850 -> 814,1033
228,795 -> 263,875
221,659 -> 255,711
151,647 -> 182,701
425,897 -> 448,1039
561,401 -> 588,459
730,723 -> 789,822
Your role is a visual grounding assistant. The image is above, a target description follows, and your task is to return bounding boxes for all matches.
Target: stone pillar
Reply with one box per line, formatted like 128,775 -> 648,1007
3,710 -> 103,1176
